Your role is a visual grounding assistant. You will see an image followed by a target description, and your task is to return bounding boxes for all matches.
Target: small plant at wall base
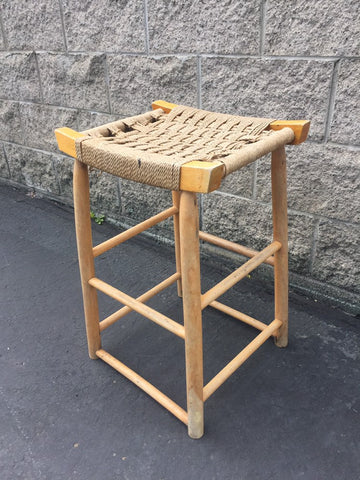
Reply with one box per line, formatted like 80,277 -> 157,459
90,211 -> 105,225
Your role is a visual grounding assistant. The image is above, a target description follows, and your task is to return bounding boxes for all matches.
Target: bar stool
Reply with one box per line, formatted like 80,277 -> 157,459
55,100 -> 309,438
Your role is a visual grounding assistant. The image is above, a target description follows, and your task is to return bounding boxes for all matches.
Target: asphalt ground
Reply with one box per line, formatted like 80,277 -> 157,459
1,183 -> 359,480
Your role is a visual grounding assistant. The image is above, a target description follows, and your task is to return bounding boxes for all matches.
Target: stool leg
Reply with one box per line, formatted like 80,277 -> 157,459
179,191 -> 204,439
73,159 -> 101,359
271,146 -> 289,348
172,191 -> 182,297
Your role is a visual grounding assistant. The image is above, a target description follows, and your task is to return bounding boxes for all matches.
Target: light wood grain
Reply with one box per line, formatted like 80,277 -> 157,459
270,120 -> 310,145
209,300 -> 274,334
55,127 -> 85,157
172,191 -> 183,296
179,191 -> 204,439
201,241 -> 281,309
73,160 -> 101,358
203,319 -> 282,401
96,349 -> 188,425
93,206 -> 178,257
99,272 -> 180,331
199,231 -> 275,266
271,146 -> 289,347
89,277 -> 185,339
180,160 -> 225,193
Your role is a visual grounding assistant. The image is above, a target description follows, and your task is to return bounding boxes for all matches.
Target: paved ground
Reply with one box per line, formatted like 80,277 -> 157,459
1,183 -> 359,480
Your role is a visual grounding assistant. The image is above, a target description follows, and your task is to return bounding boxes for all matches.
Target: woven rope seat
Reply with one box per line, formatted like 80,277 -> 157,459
75,105 -> 294,190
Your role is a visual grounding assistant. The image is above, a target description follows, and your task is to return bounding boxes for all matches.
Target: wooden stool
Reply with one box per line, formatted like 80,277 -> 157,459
55,100 -> 309,438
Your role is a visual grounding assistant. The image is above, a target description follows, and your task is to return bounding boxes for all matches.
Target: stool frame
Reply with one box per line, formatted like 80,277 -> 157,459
55,101 -> 309,438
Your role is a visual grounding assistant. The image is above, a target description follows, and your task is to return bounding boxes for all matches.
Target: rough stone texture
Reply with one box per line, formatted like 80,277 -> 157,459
201,57 -> 333,141
265,0 -> 360,56
0,0 -> 359,311
53,155 -> 73,200
108,55 -> 197,115
0,53 -> 41,102
312,221 -> 360,293
20,103 -> 78,153
37,53 -> 109,111
0,26 -> 4,50
1,0 -> 65,51
288,270 -> 359,314
0,143 -> 10,178
54,157 -> 121,219
148,0 -> 261,54
120,179 -> 173,224
203,192 -> 315,273
330,60 -> 360,146
256,143 -> 360,223
77,111 -> 118,132
0,101 -> 23,144
62,0 -> 145,52
89,171 -> 121,219
219,162 -> 254,198
5,144 -> 59,194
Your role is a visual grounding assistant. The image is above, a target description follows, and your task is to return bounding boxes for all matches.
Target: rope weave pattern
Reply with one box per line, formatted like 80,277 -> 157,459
75,105 -> 276,190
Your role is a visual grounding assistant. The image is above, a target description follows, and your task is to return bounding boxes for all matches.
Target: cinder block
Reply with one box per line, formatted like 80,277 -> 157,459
20,103 -> 78,153
1,0 -> 65,50
312,220 -> 360,293
202,192 -> 315,273
62,0 -> 145,52
5,143 -> 59,194
120,179 -> 173,223
54,155 -> 121,218
107,55 -> 197,115
201,57 -> 333,141
37,53 -> 109,111
0,28 -> 4,50
0,143 -> 10,179
89,171 -> 121,219
148,0 -> 261,54
0,52 -> 41,102
330,59 -> 360,146
77,111 -> 118,132
256,143 -> 360,224
219,162 -> 254,199
0,101 -> 23,144
53,155 -> 73,199
264,0 -> 360,56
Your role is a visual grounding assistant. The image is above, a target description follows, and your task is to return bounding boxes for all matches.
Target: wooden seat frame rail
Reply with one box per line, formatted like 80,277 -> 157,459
55,100 -> 309,438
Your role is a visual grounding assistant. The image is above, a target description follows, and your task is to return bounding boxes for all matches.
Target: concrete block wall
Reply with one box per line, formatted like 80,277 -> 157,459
0,1 -> 359,313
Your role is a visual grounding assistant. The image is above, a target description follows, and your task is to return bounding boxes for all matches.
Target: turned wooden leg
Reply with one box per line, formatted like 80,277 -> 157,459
73,159 -> 101,358
179,191 -> 204,438
271,146 -> 289,348
172,191 -> 182,297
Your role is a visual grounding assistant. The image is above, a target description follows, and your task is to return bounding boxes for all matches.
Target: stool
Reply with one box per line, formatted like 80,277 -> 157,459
55,100 -> 309,438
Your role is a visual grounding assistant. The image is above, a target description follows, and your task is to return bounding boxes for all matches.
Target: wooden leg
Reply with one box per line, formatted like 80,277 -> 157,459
172,191 -> 182,297
179,191 -> 204,439
271,146 -> 289,348
73,159 -> 101,358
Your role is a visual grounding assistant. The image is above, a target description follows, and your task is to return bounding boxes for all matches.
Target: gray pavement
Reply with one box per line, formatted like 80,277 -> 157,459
1,183 -> 359,480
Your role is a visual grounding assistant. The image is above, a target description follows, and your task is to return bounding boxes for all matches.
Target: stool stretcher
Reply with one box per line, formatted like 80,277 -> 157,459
89,277 -> 185,339
209,300 -> 274,334
201,241 -> 281,309
99,272 -> 180,331
96,349 -> 188,425
203,319 -> 282,401
199,231 -> 275,266
93,206 -> 178,257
